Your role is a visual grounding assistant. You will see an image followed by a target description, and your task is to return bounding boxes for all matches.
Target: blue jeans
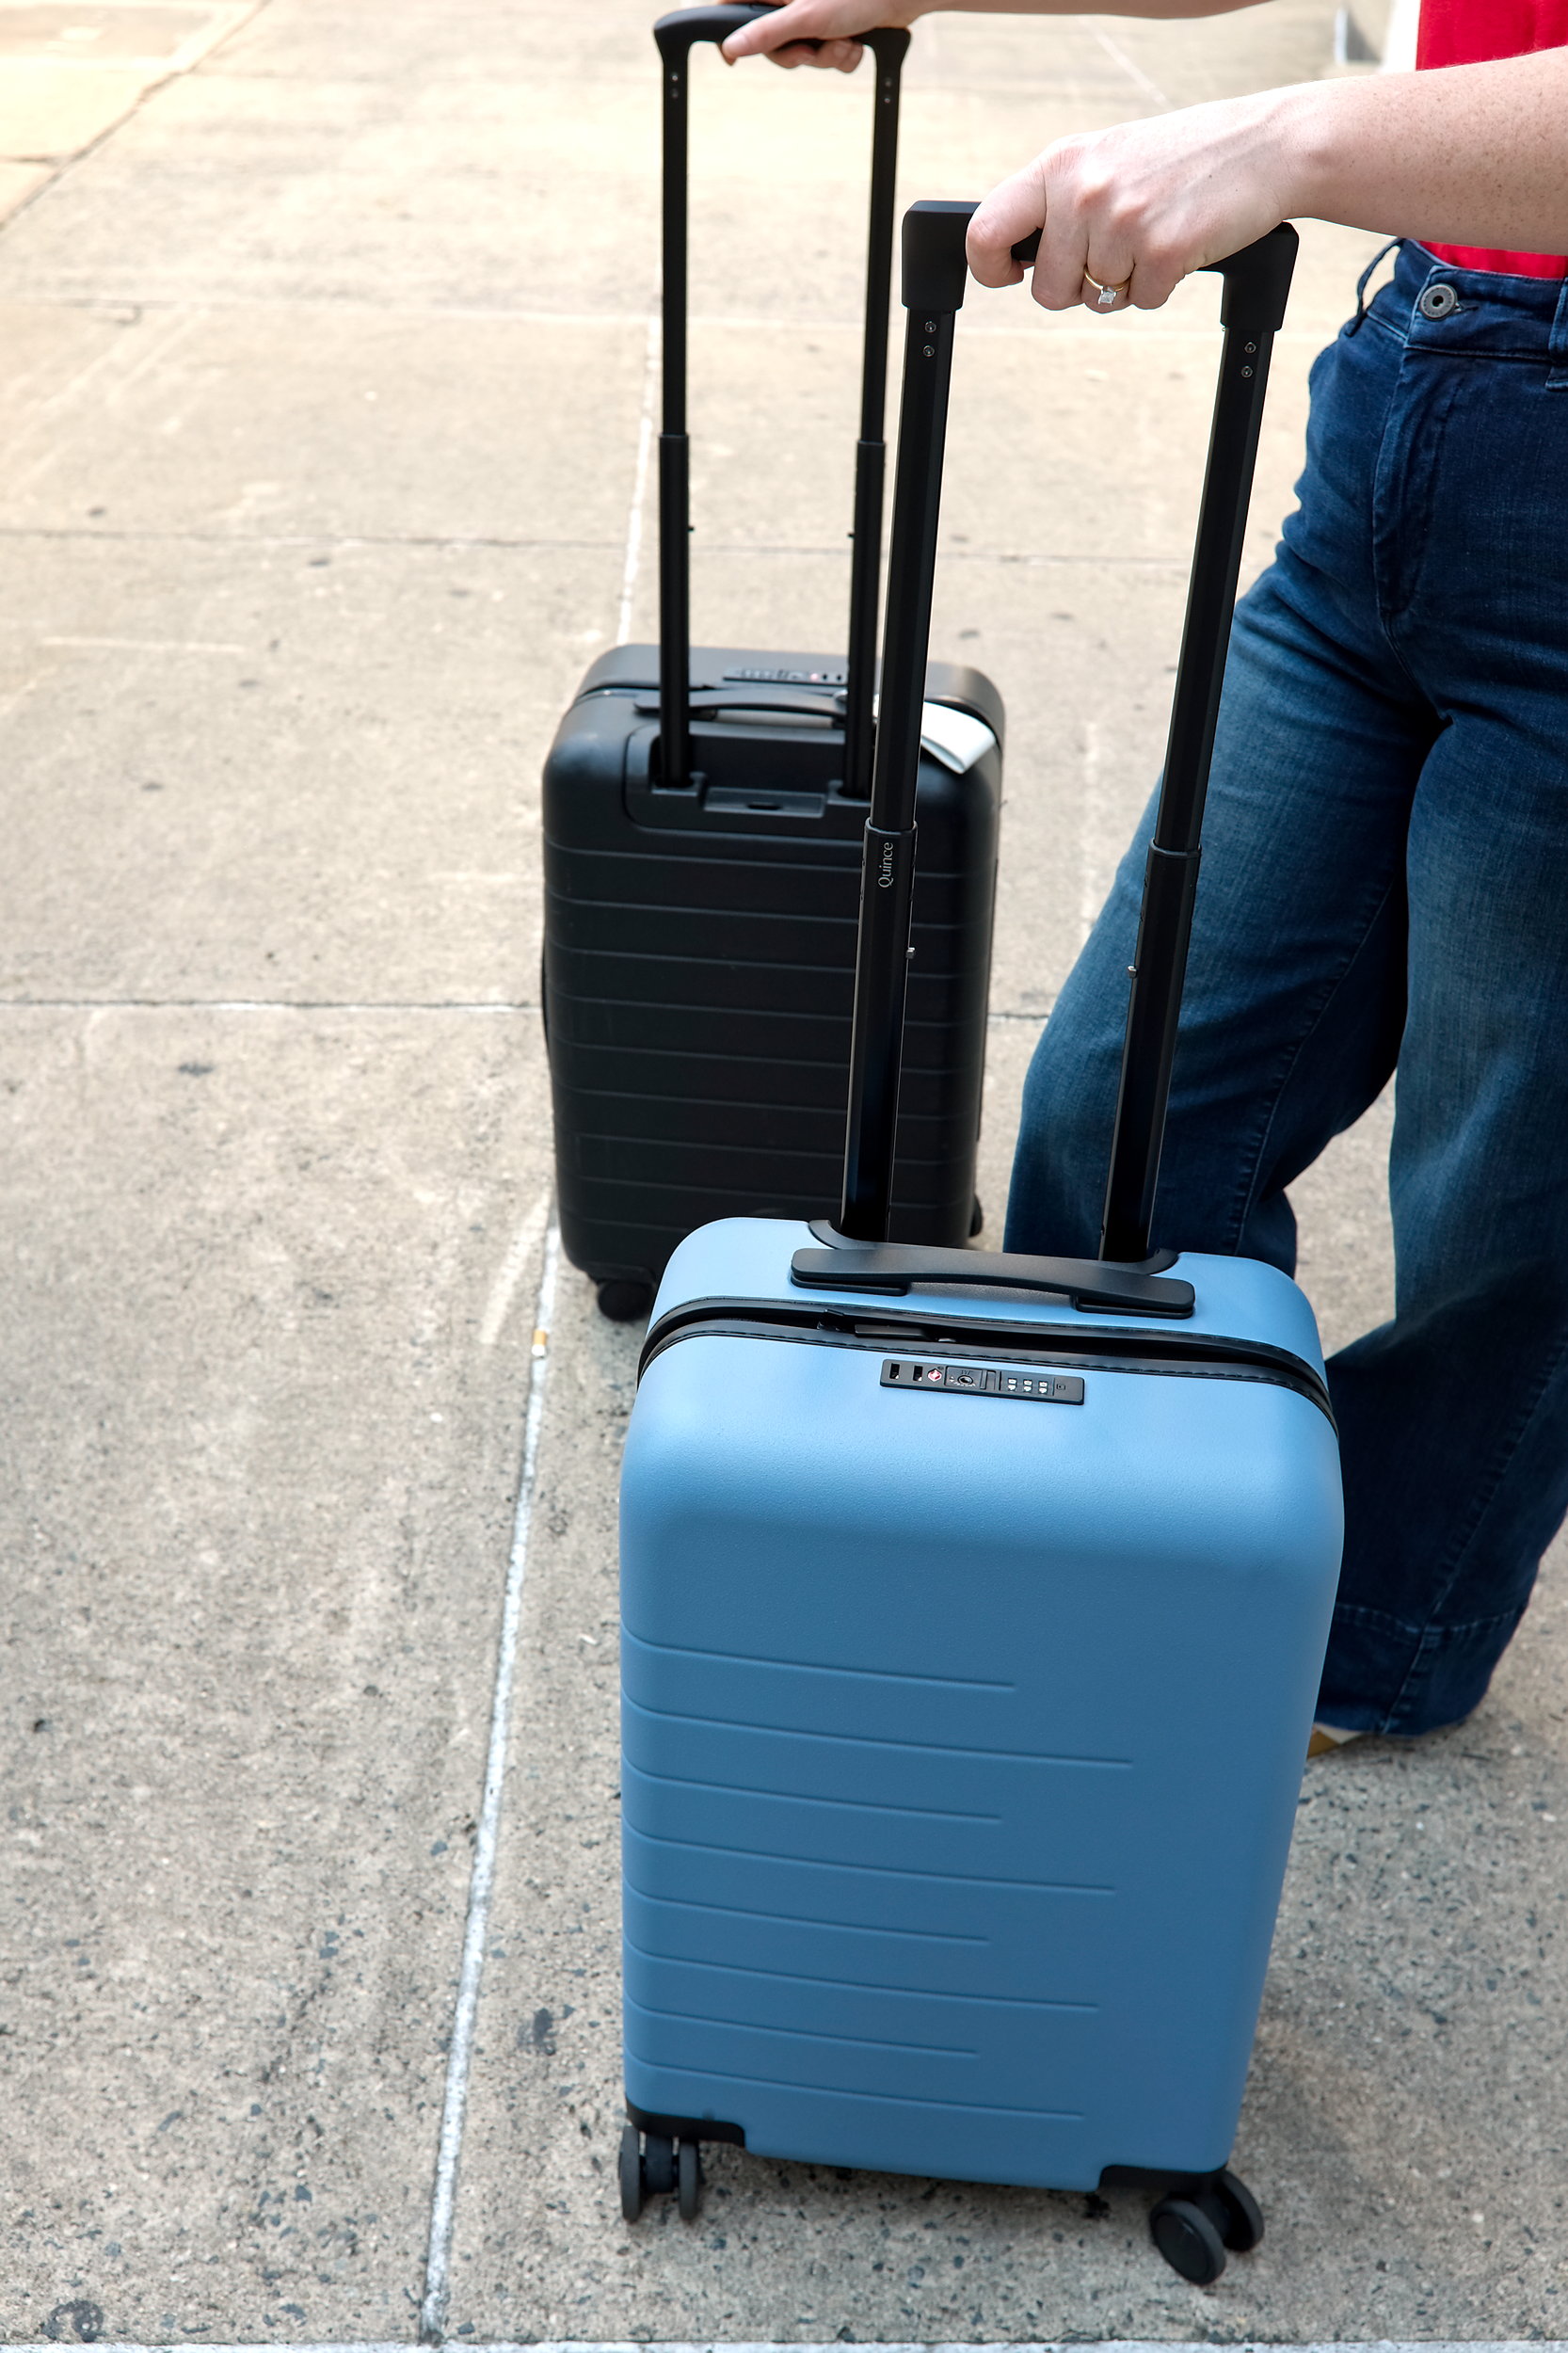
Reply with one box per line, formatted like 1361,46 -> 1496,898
1006,240 -> 1568,1737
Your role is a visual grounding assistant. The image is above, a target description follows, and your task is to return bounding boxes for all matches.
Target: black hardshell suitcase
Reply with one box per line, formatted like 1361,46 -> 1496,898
542,3 -> 1002,1319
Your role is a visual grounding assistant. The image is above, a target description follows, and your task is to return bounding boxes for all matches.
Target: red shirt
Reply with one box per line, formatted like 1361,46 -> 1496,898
1417,0 -> 1568,275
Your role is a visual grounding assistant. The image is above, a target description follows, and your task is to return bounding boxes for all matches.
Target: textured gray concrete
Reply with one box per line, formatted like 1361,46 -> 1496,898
0,306 -> 647,546
0,533 -> 609,1003
0,2 -> 599,2334
1,1007 -> 556,2338
4,2341 -> 1563,2353
4,0 -> 1566,2344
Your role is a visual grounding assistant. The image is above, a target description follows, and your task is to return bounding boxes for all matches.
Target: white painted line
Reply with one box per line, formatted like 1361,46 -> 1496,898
615,311 -> 661,646
478,1186 -> 551,1348
1078,16 -> 1172,110
418,1219 -> 562,2342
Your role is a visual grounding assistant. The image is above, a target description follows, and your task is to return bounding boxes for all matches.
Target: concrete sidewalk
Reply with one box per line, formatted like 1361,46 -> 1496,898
1,1 -> 1564,2344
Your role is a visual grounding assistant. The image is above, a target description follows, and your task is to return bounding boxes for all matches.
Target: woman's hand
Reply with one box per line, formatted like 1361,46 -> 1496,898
967,88 -> 1308,311
720,0 -> 922,73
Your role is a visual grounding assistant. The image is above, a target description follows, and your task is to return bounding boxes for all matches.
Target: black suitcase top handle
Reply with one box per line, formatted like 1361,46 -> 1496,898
791,1241 -> 1194,1317
808,199 -> 1297,1291
652,4 -> 910,796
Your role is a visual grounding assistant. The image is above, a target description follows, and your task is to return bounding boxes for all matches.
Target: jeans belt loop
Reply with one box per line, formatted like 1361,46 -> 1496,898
1346,236 -> 1403,337
1548,274 -> 1568,389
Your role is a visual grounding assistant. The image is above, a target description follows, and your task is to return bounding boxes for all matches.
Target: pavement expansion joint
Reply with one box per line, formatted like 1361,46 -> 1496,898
418,1222 -> 562,2344
4,2342 -> 1561,2353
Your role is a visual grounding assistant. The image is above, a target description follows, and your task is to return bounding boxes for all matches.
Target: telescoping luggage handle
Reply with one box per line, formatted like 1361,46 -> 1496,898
792,200 -> 1297,1311
652,4 -> 910,797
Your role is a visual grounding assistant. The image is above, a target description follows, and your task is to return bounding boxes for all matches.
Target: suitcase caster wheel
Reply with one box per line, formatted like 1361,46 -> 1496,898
618,2123 -> 645,2223
677,2137 -> 702,2222
968,1195 -> 984,1238
1209,2167 -> 1264,2252
597,1278 -> 653,1322
1150,2194 -> 1227,2286
643,2132 -> 676,2197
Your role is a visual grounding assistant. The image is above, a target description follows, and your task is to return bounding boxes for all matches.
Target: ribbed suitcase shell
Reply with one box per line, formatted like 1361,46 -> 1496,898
620,1217 -> 1343,2187
542,644 -> 1001,1291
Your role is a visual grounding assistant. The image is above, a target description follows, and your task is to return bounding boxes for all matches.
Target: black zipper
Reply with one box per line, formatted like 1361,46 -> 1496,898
637,1296 -> 1335,1426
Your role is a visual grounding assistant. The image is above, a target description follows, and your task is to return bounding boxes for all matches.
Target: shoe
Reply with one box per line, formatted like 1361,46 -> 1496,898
1306,1721 -> 1363,1758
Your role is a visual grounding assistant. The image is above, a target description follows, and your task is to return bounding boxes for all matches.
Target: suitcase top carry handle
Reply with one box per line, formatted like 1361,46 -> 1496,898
790,1242 -> 1195,1317
633,687 -> 844,719
653,5 -> 911,796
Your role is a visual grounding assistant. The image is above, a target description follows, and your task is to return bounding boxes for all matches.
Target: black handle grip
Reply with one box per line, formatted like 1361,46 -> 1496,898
790,1243 -> 1195,1317
1009,222 -> 1296,334
654,4 -> 909,68
903,197 -> 978,313
655,2 -> 769,50
1205,223 -> 1298,332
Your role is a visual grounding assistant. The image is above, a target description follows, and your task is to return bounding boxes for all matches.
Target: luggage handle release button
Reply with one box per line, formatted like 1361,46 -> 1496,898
790,1241 -> 1193,1318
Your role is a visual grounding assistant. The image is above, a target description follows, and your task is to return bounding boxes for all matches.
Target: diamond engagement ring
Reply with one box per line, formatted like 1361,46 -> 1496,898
1083,268 -> 1130,310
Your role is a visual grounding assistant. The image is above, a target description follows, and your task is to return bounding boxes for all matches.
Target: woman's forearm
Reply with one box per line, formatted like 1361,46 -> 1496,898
966,46 -> 1568,313
920,0 -> 1261,16
1281,52 -> 1568,255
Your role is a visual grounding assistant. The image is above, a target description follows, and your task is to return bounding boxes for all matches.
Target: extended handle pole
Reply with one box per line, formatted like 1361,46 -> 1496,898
840,28 -> 908,797
839,200 -> 976,1241
655,10 -> 771,791
1097,224 -> 1298,1261
654,13 -> 700,788
653,7 -> 909,795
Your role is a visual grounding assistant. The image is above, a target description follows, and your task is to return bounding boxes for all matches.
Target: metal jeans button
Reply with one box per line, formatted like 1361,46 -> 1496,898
1418,281 -> 1460,320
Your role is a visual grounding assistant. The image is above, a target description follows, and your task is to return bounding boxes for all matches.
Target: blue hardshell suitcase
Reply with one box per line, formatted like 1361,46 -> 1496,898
616,202 -> 1341,2283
